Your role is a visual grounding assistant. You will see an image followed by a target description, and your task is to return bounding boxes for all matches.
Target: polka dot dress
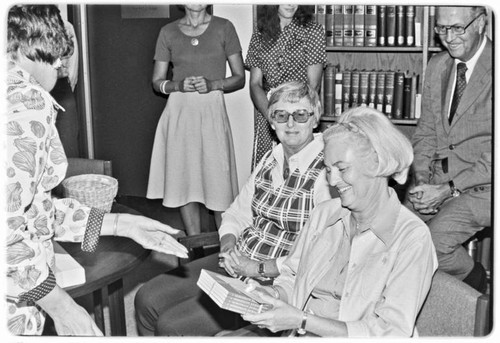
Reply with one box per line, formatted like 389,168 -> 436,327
246,18 -> 326,170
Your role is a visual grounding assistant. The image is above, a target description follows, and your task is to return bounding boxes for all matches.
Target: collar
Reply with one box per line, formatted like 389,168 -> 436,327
455,35 -> 487,77
272,133 -> 324,175
340,188 -> 401,246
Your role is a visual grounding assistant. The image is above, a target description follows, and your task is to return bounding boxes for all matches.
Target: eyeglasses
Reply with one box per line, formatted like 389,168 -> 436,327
271,109 -> 314,123
434,14 -> 483,35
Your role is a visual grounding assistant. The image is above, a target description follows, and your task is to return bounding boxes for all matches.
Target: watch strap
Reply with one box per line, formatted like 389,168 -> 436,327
258,261 -> 265,277
297,311 -> 308,335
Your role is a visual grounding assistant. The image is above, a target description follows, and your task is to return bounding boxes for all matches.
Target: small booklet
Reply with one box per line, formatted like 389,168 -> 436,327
197,269 -> 272,315
53,241 -> 86,289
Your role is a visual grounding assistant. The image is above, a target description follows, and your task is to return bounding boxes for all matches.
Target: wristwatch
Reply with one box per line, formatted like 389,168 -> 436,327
258,261 -> 266,277
297,311 -> 308,335
449,180 -> 461,197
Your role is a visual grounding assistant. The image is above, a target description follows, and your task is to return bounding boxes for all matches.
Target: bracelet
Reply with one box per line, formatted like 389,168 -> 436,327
269,285 -> 280,299
113,214 -> 120,236
160,80 -> 169,94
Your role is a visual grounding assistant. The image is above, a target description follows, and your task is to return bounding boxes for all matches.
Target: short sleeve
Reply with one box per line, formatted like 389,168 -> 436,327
223,19 -> 242,57
304,23 -> 326,66
154,25 -> 172,62
245,30 -> 262,69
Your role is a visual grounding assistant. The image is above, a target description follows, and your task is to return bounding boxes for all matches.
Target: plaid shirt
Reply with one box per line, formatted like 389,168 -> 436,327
236,150 -> 325,262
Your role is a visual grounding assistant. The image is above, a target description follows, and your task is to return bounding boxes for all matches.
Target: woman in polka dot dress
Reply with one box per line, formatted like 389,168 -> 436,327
245,4 -> 326,170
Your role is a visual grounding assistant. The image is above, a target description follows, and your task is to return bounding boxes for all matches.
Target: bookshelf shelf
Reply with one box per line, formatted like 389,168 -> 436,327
325,46 -> 424,53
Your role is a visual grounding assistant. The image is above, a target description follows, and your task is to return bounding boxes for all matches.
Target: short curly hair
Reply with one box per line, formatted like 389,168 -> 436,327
7,5 -> 74,64
323,107 -> 413,185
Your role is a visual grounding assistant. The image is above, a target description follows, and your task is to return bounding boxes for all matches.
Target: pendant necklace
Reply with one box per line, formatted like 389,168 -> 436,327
191,38 -> 199,46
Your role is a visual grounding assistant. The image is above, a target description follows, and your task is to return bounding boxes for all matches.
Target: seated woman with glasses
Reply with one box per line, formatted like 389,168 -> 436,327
135,81 -> 334,336
235,106 -> 438,337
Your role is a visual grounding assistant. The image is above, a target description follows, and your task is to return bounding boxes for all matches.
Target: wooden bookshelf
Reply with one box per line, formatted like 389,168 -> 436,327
318,5 -> 439,129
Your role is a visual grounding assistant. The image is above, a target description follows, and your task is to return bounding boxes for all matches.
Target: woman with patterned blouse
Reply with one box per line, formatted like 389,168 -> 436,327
246,4 -> 326,170
5,5 -> 187,336
135,81 -> 333,336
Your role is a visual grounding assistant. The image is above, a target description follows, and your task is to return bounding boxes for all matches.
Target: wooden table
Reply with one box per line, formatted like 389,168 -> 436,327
59,203 -> 150,336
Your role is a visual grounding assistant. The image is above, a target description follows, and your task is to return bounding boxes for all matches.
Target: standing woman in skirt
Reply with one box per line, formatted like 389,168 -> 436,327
147,4 -> 245,236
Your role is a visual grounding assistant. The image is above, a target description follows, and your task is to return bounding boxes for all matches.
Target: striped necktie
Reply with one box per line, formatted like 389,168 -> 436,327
449,62 -> 467,124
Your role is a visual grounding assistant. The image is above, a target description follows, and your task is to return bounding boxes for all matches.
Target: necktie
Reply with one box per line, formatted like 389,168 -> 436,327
449,62 -> 467,124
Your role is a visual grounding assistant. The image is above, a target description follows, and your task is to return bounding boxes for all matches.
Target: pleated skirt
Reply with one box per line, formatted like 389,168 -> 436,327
147,91 -> 238,211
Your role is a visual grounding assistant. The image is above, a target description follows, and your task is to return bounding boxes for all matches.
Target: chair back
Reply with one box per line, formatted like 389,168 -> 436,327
415,270 -> 490,336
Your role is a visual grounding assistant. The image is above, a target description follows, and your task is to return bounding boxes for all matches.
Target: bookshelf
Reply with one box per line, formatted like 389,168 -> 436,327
317,5 -> 441,133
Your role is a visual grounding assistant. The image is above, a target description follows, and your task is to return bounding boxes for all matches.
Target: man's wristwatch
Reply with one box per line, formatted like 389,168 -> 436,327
258,261 -> 266,277
449,180 -> 461,197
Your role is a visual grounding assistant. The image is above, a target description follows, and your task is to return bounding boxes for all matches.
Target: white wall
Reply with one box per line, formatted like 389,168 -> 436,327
214,4 -> 254,190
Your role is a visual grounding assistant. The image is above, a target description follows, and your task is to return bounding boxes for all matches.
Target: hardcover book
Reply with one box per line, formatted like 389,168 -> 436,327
334,70 -> 343,116
396,5 -> 405,46
359,71 -> 370,107
325,5 -> 334,47
384,71 -> 396,118
197,269 -> 272,315
386,5 -> 396,46
415,6 -> 424,46
342,70 -> 352,111
429,6 -> 437,47
323,64 -> 336,116
350,70 -> 360,107
315,5 -> 326,31
410,73 -> 420,119
403,71 -> 412,118
392,70 -> 405,119
406,6 -> 415,46
334,5 -> 344,46
375,71 -> 386,112
364,5 -> 377,47
367,71 -> 377,108
343,5 -> 354,46
377,5 -> 387,46
354,5 -> 365,47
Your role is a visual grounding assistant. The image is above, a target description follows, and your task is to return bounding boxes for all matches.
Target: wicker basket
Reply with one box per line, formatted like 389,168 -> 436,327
61,174 -> 118,213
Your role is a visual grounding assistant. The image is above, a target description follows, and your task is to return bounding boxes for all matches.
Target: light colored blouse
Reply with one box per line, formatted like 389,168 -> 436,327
275,189 -> 438,337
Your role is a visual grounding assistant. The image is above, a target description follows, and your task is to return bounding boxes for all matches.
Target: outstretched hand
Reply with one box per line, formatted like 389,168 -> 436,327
241,291 -> 302,333
118,214 -> 188,258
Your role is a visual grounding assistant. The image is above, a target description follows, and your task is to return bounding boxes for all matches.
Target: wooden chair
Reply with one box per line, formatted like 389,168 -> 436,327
416,270 -> 491,336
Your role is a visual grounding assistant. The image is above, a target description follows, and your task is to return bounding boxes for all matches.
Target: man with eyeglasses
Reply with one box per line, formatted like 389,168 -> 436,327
407,6 -> 491,293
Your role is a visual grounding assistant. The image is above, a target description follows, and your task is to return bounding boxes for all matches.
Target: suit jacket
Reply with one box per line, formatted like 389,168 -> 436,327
412,38 -> 492,191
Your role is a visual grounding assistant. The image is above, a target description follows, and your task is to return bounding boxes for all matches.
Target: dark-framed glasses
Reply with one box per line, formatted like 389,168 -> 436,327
434,14 -> 484,35
271,109 -> 314,123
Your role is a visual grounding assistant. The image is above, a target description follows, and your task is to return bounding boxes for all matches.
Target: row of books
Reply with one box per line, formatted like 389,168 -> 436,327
322,64 -> 421,120
315,5 -> 441,48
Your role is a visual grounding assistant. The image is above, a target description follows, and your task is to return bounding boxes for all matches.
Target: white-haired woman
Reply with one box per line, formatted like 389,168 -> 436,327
239,107 -> 438,337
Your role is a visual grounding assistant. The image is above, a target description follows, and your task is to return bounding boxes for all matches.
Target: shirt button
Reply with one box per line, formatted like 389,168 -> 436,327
474,187 -> 479,192
449,144 -> 455,150
480,186 -> 485,191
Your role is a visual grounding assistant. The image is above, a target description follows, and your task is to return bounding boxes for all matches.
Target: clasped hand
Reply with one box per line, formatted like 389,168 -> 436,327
218,246 -> 257,277
407,183 -> 449,215
180,76 -> 212,94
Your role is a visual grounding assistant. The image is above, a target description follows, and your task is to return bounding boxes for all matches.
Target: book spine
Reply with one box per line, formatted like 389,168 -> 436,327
415,6 -> 423,46
410,73 -> 419,119
368,71 -> 377,108
429,6 -> 436,47
334,70 -> 343,116
350,70 -> 360,107
343,5 -> 354,47
325,5 -> 334,47
403,72 -> 412,118
334,5 -> 344,47
354,5 -> 365,47
384,71 -> 395,118
377,5 -> 386,46
386,6 -> 396,47
396,5 -> 405,46
392,70 -> 405,119
342,70 -> 352,111
406,6 -> 415,46
324,64 -> 335,116
359,71 -> 370,107
365,5 -> 377,47
315,5 -> 326,32
375,71 -> 386,113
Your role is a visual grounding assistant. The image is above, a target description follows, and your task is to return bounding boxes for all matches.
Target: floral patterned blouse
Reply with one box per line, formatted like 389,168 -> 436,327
245,18 -> 327,93
6,63 -> 104,335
